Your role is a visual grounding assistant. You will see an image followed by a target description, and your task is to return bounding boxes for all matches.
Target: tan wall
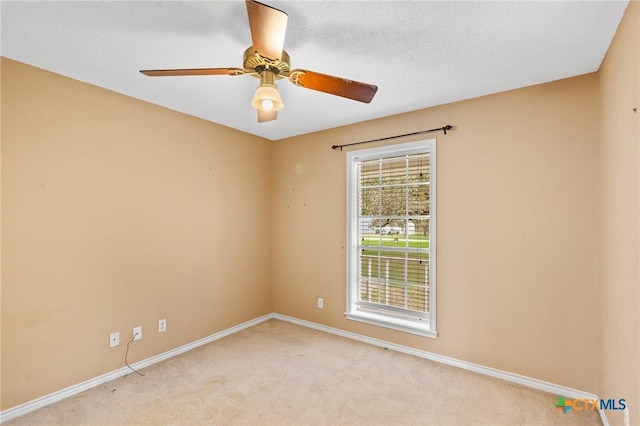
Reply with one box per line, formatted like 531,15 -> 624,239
598,1 -> 640,425
273,74 -> 600,393
0,58 -> 273,410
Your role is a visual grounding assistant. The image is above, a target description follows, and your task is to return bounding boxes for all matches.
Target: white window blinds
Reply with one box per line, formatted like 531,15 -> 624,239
346,140 -> 437,337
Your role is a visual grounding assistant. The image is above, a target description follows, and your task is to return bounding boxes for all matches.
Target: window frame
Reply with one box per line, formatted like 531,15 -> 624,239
345,139 -> 437,338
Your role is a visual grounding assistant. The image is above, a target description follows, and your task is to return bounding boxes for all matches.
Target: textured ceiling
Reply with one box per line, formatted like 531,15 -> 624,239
1,1 -> 629,140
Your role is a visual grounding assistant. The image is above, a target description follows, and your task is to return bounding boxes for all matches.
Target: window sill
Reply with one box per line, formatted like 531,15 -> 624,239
346,311 -> 438,338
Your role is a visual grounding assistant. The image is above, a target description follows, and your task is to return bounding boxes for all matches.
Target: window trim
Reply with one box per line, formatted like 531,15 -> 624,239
345,139 -> 437,338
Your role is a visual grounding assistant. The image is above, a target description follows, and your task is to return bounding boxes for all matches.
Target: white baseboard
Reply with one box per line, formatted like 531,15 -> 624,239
1,312 -> 609,425
273,313 -> 609,425
0,314 -> 274,423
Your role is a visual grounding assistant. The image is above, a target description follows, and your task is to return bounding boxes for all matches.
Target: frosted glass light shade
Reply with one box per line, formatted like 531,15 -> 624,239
252,85 -> 283,111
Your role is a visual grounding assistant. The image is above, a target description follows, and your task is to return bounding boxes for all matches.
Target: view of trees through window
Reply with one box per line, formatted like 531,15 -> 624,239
356,153 -> 431,317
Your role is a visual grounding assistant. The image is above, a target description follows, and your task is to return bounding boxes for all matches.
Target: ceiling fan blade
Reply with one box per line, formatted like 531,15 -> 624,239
289,70 -> 378,103
246,0 -> 288,62
140,68 -> 244,77
257,109 -> 278,122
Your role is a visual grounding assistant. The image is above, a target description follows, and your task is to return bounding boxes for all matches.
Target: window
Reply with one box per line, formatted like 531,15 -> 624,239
346,139 -> 437,338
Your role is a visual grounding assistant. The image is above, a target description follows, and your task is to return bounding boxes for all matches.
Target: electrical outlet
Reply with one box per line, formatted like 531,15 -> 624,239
109,332 -> 120,348
158,319 -> 167,333
317,297 -> 324,309
133,326 -> 142,341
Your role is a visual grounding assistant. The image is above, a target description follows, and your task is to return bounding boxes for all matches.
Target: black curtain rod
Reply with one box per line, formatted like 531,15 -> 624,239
331,125 -> 453,151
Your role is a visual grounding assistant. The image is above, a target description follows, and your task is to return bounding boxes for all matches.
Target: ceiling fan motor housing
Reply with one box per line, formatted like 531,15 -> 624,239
243,47 -> 291,79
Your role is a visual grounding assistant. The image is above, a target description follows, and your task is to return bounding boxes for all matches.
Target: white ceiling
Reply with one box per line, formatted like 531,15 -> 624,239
1,1 -> 629,141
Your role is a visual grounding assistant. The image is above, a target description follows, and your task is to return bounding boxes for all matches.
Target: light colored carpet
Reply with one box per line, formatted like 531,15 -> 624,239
5,319 -> 601,425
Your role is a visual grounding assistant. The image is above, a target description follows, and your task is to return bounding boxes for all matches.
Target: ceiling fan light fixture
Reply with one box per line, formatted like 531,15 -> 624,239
252,70 -> 283,112
252,85 -> 282,111
141,0 -> 378,123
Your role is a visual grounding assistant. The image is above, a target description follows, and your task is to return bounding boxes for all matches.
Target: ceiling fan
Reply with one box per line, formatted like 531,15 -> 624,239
140,0 -> 378,123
